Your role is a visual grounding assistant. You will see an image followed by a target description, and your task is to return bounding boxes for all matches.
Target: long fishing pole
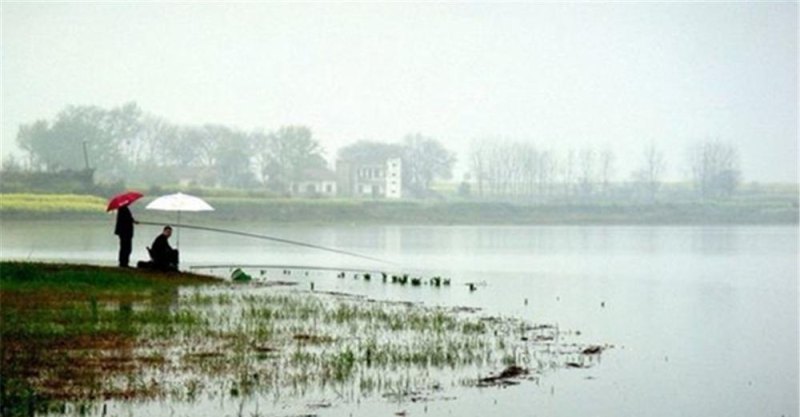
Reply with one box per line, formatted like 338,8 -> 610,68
139,221 -> 395,265
189,264 -> 388,274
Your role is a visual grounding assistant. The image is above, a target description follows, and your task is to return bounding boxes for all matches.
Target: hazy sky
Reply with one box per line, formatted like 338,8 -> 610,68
2,2 -> 797,182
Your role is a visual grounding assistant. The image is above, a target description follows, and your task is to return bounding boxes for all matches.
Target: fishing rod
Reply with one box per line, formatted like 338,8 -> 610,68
189,264 -> 388,274
139,221 -> 396,265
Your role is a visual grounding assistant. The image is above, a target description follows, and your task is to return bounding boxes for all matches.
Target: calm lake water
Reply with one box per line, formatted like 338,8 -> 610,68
1,219 -> 798,417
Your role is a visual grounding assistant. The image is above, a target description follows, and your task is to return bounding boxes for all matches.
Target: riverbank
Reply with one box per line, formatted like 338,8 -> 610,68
0,262 -> 218,415
1,192 -> 797,224
0,261 -> 603,416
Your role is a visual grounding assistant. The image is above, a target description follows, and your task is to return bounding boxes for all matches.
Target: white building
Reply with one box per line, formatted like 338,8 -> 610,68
385,158 -> 402,199
336,157 -> 403,199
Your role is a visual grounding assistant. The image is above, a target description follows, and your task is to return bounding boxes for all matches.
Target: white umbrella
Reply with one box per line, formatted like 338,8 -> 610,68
145,192 -> 214,247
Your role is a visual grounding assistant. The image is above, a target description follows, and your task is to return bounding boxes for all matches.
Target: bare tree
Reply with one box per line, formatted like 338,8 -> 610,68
469,139 -> 489,198
560,149 -> 577,197
633,141 -> 666,202
578,148 -> 596,197
687,140 -> 741,199
471,139 -> 560,200
599,147 -> 616,196
536,150 -> 555,197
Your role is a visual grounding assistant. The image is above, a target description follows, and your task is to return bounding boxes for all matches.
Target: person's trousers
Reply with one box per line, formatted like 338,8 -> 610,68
119,236 -> 132,267
167,249 -> 179,266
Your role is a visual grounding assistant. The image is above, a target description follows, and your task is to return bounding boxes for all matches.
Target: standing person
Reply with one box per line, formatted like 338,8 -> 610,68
114,204 -> 138,267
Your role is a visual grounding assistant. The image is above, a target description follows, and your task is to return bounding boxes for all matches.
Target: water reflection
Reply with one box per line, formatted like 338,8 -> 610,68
690,226 -> 740,255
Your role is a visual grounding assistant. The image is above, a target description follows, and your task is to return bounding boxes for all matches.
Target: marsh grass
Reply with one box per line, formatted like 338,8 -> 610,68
0,262 -> 215,415
0,262 -> 604,415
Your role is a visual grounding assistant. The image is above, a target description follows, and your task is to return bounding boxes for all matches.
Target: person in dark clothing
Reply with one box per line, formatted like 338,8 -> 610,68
150,225 -> 179,271
114,205 -> 138,267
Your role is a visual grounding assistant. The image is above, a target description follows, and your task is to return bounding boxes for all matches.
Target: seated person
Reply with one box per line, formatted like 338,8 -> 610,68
149,225 -> 179,270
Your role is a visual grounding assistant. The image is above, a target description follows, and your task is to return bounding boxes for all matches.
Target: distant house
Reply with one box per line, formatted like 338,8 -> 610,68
289,167 -> 337,197
336,157 -> 402,199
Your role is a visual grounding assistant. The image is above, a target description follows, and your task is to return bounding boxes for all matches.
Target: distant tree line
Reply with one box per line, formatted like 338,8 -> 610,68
468,138 -> 741,202
4,102 -> 457,196
4,102 -> 741,200
8,103 -> 332,191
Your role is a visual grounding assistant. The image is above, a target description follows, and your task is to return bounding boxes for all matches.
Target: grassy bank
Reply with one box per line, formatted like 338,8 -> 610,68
1,192 -> 797,224
0,262 -> 601,415
0,262 -> 217,415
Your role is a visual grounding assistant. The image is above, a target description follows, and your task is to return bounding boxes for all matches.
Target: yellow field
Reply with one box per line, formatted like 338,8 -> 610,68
0,193 -> 106,213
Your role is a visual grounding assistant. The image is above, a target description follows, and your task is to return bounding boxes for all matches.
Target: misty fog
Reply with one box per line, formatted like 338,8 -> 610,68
2,3 -> 797,184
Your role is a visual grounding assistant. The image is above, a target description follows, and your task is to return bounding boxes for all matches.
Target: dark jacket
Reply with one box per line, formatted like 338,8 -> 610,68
150,234 -> 174,264
115,206 -> 135,238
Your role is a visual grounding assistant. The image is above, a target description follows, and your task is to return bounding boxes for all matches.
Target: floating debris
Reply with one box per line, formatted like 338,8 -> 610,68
293,333 -> 334,344
566,362 -> 588,368
581,345 -> 603,355
231,268 -> 252,282
477,365 -> 528,387
252,345 -> 278,353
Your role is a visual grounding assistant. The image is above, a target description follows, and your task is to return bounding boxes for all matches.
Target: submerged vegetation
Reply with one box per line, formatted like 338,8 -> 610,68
0,262 -> 604,415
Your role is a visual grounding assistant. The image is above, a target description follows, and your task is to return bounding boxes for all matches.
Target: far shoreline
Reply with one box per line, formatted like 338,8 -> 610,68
1,200 -> 797,226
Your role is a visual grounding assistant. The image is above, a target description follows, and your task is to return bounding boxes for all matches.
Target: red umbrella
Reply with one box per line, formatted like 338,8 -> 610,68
107,191 -> 144,212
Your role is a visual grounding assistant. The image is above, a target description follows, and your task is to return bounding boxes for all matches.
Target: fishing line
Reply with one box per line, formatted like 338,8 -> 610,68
139,221 -> 395,265
189,264 -> 383,273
